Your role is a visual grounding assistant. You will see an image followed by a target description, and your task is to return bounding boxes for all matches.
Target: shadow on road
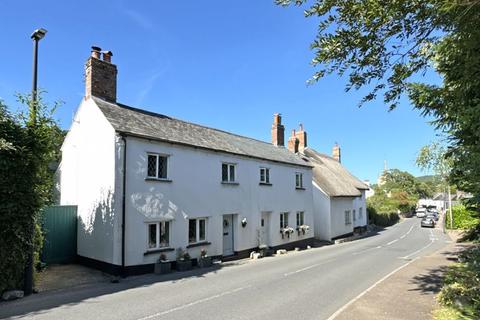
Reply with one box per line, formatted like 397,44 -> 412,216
0,262 -> 229,319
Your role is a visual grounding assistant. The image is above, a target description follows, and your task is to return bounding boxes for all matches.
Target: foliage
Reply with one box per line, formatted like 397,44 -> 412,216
277,0 -> 480,234
367,204 -> 399,227
437,246 -> 480,319
446,205 -> 480,231
368,169 -> 432,216
0,94 -> 63,293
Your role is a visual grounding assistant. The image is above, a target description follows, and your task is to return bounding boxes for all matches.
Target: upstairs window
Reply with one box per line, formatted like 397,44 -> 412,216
260,167 -> 270,184
359,207 -> 363,218
353,209 -> 356,221
147,154 -> 168,179
280,212 -> 289,229
222,163 -> 236,182
295,172 -> 303,189
296,211 -> 304,227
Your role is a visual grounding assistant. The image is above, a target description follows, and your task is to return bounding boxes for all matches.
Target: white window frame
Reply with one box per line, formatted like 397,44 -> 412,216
260,167 -> 270,184
295,172 -> 303,189
280,212 -> 289,229
359,207 -> 363,219
147,153 -> 169,179
146,221 -> 170,250
296,211 -> 304,227
222,163 -> 236,183
345,210 -> 352,225
188,218 -> 207,244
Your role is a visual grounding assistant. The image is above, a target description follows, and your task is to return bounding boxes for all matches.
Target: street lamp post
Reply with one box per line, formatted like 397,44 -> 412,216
30,28 -> 47,125
23,28 -> 47,296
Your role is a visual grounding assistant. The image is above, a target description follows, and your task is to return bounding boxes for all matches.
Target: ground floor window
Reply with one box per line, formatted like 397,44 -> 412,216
147,221 -> 170,249
353,209 -> 356,221
296,211 -> 304,227
359,207 -> 363,219
345,210 -> 352,225
280,212 -> 289,228
189,218 -> 207,243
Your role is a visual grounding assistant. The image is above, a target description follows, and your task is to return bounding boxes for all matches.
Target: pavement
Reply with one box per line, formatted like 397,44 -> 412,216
0,217 -> 453,320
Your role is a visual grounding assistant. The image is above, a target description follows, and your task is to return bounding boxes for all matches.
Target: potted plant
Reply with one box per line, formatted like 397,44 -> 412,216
154,253 -> 172,274
198,248 -> 213,268
280,226 -> 295,238
258,244 -> 270,257
296,224 -> 310,236
175,248 -> 192,271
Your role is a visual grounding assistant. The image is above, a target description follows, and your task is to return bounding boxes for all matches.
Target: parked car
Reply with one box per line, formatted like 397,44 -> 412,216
421,217 -> 435,228
427,213 -> 439,221
416,208 -> 427,218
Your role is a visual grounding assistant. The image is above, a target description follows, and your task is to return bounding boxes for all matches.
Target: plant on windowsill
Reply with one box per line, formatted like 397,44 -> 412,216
198,248 -> 213,268
175,247 -> 192,271
154,253 -> 172,274
296,225 -> 310,236
280,227 -> 295,239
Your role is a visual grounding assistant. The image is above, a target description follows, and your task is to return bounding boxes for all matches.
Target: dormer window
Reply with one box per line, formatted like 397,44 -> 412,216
147,153 -> 168,179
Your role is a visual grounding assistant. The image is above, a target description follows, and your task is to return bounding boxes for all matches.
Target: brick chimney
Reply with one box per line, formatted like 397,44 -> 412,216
295,123 -> 307,152
288,130 -> 299,153
332,143 -> 341,163
271,113 -> 285,147
85,46 -> 117,102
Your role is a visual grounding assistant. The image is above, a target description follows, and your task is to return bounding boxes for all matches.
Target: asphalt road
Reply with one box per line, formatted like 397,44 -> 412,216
1,218 -> 450,320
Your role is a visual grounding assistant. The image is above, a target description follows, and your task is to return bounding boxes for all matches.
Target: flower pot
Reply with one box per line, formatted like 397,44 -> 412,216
154,261 -> 172,274
176,259 -> 192,271
198,257 -> 212,268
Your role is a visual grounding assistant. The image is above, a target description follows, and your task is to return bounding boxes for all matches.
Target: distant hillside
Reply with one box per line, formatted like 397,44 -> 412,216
416,175 -> 440,183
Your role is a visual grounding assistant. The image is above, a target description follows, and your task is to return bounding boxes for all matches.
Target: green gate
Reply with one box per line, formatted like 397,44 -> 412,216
41,205 -> 77,264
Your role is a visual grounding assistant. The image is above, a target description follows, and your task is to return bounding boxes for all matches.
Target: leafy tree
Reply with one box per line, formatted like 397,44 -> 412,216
0,93 -> 64,293
277,0 -> 480,232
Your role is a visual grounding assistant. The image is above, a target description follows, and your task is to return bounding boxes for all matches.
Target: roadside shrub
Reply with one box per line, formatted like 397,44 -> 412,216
446,205 -> 480,230
438,246 -> 480,318
367,205 -> 399,227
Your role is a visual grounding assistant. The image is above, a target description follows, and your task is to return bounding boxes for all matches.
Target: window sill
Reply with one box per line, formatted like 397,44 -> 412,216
259,182 -> 272,186
186,241 -> 211,248
145,177 -> 172,183
221,181 -> 239,185
295,187 -> 306,190
143,247 -> 175,256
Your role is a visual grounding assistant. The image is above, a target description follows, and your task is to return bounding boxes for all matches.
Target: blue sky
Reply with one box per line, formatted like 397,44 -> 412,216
0,0 -> 439,182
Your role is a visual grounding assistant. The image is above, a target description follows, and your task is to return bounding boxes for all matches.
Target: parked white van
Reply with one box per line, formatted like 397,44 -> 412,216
416,208 -> 427,218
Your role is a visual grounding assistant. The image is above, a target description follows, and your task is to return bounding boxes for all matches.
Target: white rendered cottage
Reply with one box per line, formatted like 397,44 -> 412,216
284,128 -> 368,241
58,47 -> 315,275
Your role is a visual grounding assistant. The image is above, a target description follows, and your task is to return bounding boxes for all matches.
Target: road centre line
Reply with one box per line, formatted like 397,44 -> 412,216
136,286 -> 251,320
386,239 -> 399,245
284,264 -> 320,277
400,240 -> 435,260
326,257 -> 419,320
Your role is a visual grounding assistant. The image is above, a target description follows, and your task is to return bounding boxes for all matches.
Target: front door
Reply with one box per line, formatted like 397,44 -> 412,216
260,212 -> 270,247
223,215 -> 234,256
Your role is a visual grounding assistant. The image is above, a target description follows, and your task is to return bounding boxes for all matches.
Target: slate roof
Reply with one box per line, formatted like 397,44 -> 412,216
93,97 -> 311,168
302,148 -> 368,197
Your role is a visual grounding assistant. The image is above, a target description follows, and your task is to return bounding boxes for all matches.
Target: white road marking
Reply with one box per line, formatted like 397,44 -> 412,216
326,257 -> 419,320
136,286 -> 250,320
284,263 -> 320,277
400,235 -> 406,239
400,240 -> 435,260
376,245 -> 382,248
386,239 -> 399,246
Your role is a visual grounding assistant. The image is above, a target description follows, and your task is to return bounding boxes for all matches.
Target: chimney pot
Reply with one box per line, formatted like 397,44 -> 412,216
295,123 -> 307,152
288,129 -> 299,153
91,46 -> 102,59
102,51 -> 113,63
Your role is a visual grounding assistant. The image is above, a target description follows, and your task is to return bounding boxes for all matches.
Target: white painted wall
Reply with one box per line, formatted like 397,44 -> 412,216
59,98 -> 121,265
312,183 -> 332,241
121,136 -> 314,266
330,197 -> 354,239
353,190 -> 367,228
